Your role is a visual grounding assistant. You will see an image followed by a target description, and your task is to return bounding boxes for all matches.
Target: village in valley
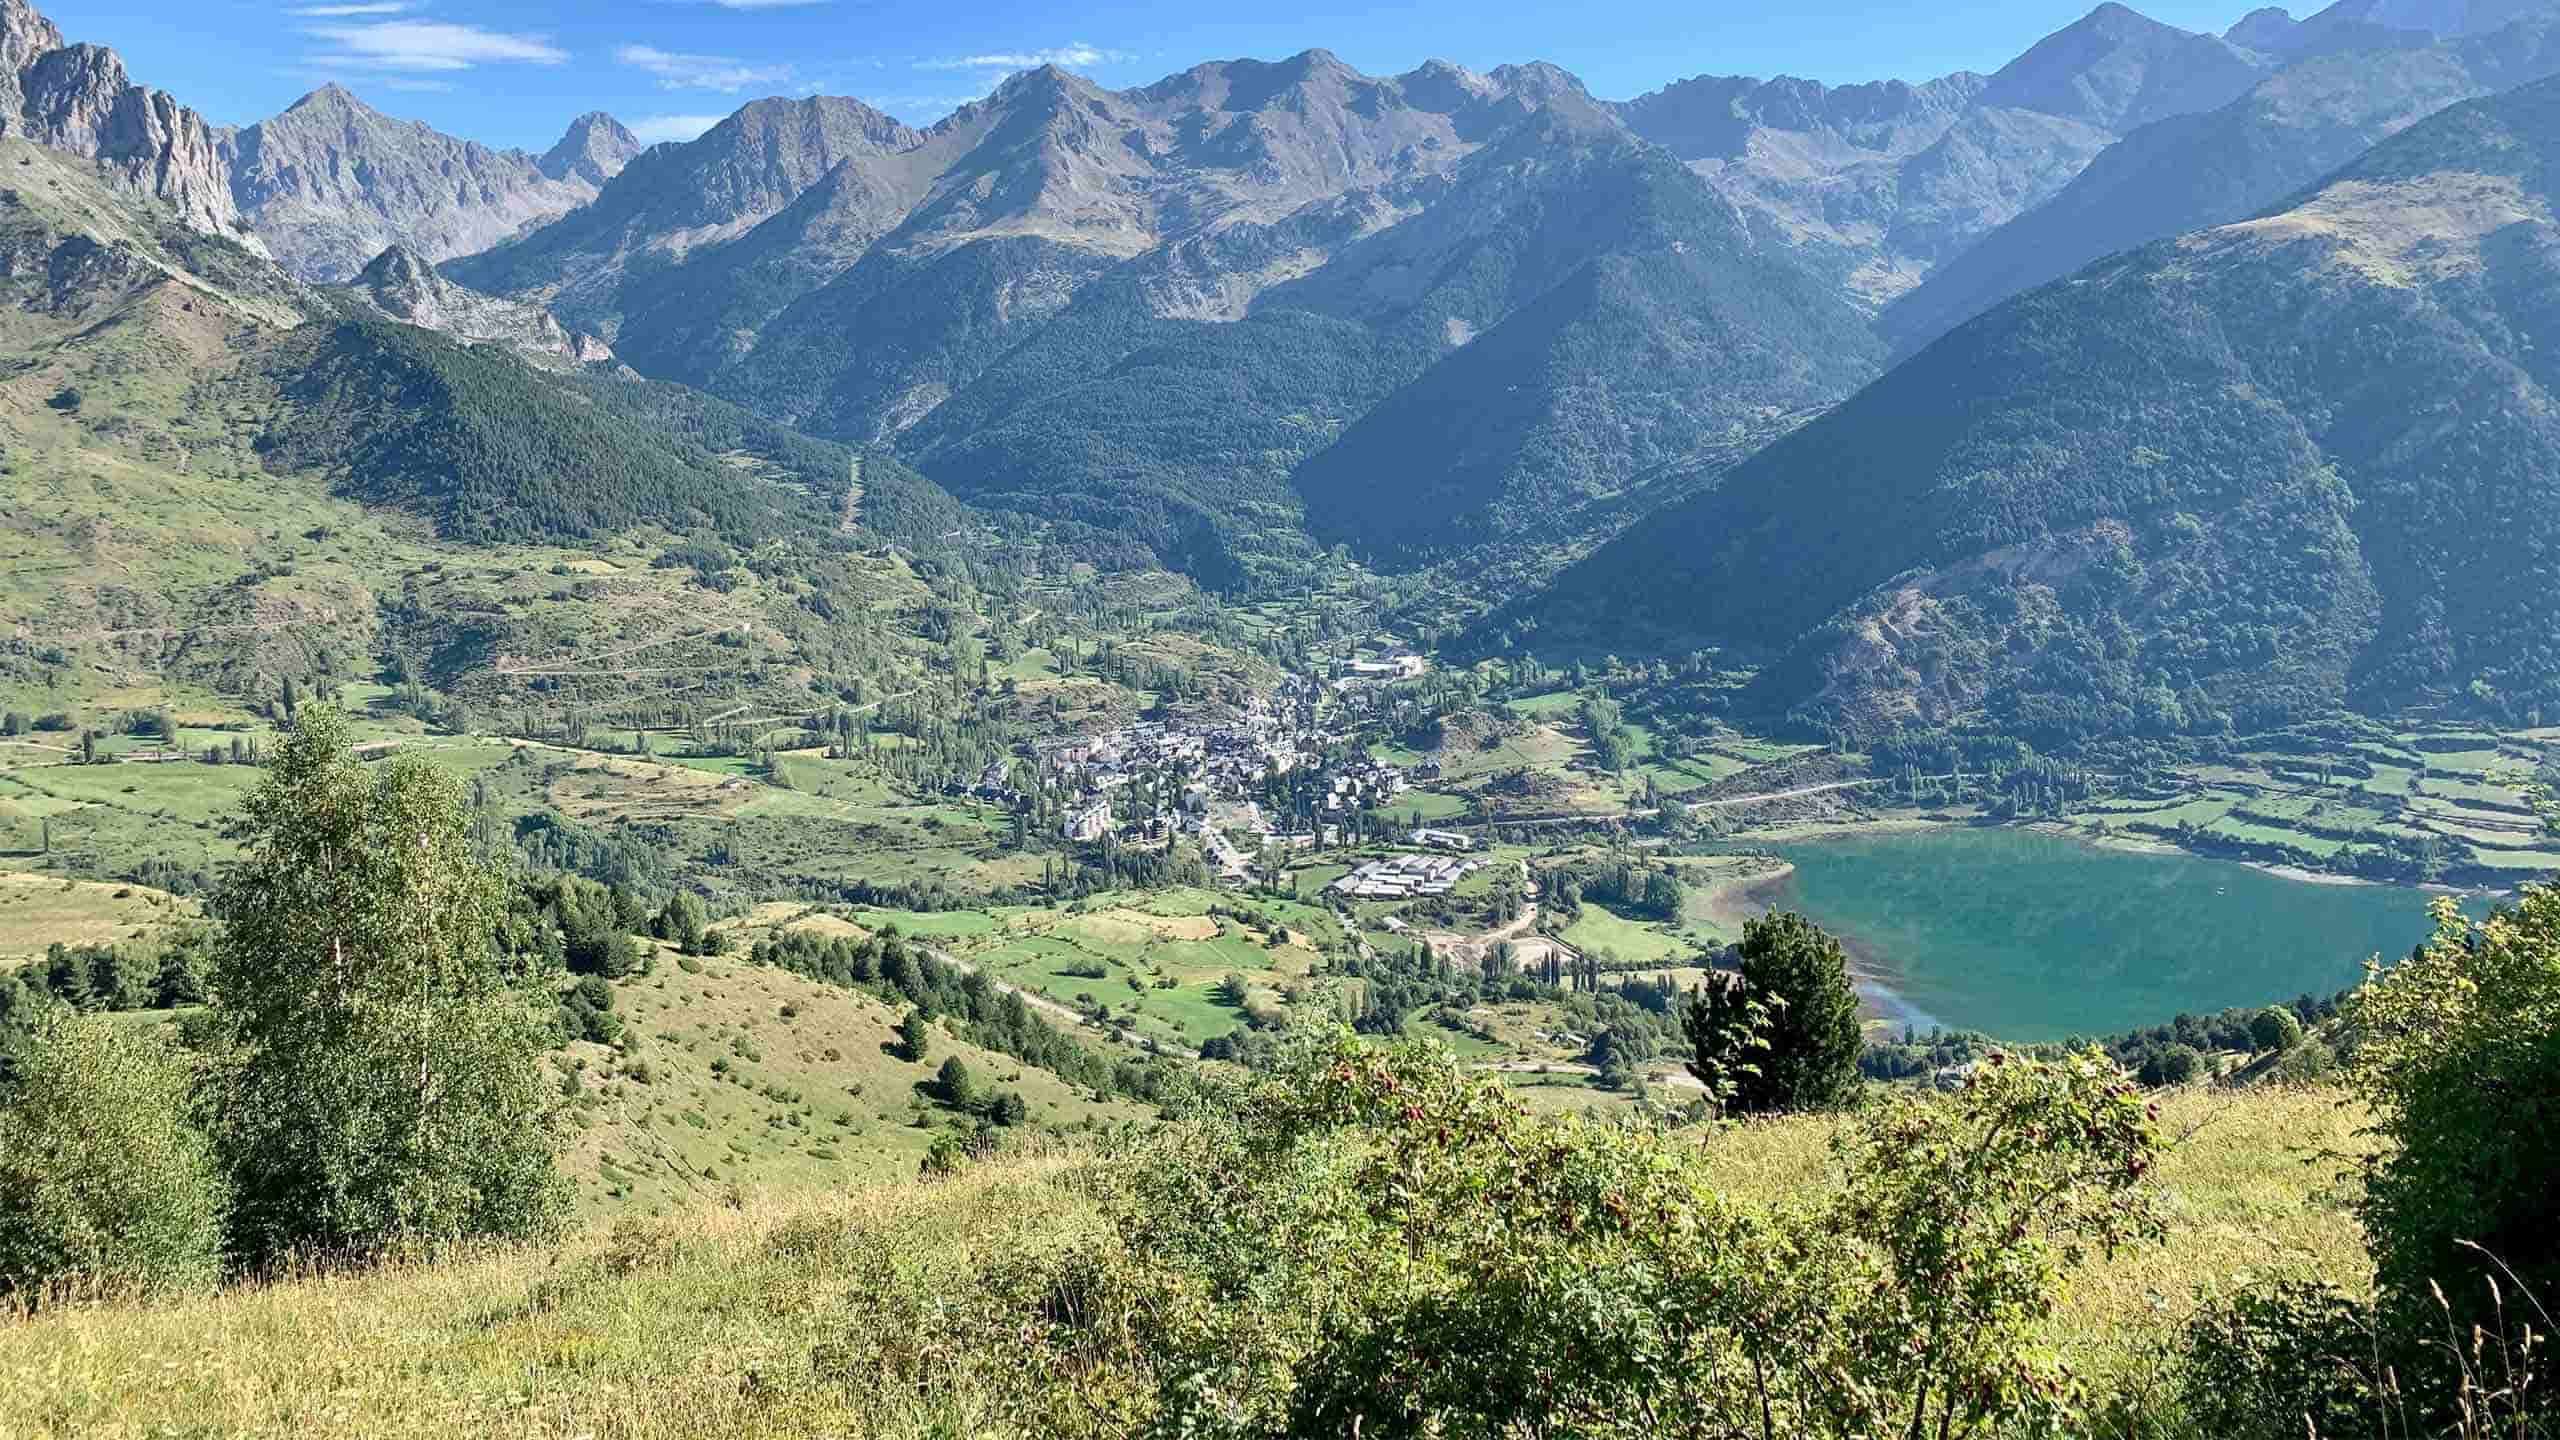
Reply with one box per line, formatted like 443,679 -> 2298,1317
980,643 -> 1699,1020
1028,651 -> 1474,885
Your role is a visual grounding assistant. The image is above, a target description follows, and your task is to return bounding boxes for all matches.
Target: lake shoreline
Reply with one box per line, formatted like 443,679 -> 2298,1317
1688,850 -> 1942,1032
1707,822 -> 2468,1042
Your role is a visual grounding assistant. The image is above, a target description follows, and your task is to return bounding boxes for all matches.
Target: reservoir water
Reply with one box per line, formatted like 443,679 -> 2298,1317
1751,826 -> 2478,1041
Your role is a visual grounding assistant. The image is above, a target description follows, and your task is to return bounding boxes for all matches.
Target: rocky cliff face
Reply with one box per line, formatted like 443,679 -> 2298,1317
228,87 -> 638,283
0,2 -> 638,281
0,0 -> 251,247
345,245 -> 614,367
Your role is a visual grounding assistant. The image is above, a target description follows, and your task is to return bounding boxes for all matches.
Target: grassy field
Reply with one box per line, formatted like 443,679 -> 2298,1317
1380,790 -> 1469,823
0,871 -> 195,963
877,893 -> 1331,1050
0,1082 -> 2371,1439
1558,900 -> 1693,965
1694,1085 -> 2369,1381
1978,724 -> 2560,889
553,953 -> 1142,1219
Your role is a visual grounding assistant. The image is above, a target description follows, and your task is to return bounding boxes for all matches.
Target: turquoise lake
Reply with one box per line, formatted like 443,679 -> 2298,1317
1750,827 -> 2478,1041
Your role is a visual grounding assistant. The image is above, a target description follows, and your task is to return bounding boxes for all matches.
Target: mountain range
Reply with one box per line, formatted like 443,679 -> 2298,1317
226,87 -> 639,283
431,8 -> 2322,579
0,0 -> 640,281
1882,0 -> 2560,354
10,0 -> 2560,742
1536,70 -> 2560,741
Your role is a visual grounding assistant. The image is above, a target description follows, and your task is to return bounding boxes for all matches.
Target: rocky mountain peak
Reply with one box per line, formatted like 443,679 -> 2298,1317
714,93 -> 921,159
355,242 -> 435,289
347,243 -> 613,367
1484,60 -> 1596,109
286,81 -> 362,114
2299,0 -> 2547,38
982,63 -> 1110,116
0,0 -> 250,247
231,86 -> 639,281
1011,62 -> 1081,88
1397,57 -> 1503,106
541,111 -> 640,187
0,0 -> 62,70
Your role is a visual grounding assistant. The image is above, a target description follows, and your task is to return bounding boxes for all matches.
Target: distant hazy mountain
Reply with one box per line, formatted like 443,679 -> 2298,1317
1613,4 -> 2273,307
1534,75 -> 2560,740
1884,4 -> 2560,355
1979,2 -> 2272,128
2297,0 -> 2560,40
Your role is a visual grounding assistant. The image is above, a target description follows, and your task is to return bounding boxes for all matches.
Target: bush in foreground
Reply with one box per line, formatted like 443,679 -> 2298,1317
2167,885 -> 2560,1439
2345,892 -> 2560,1335
0,1017 -> 226,1302
855,1032 -> 2163,1438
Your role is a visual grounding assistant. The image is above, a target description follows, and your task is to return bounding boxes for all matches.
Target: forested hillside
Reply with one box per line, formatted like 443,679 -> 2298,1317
1532,74 -> 2560,743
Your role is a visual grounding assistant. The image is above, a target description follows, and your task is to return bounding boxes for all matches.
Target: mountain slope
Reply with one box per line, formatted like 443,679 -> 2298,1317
1534,75 -> 2560,742
1975,1 -> 2270,130
0,118 -> 978,720
445,94 -> 932,332
877,89 -> 1879,580
225,86 -> 638,282
1884,7 -> 2560,356
1279,112 -> 1880,565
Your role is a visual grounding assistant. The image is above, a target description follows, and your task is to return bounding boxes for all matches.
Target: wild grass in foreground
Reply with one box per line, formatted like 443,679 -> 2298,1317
0,1150 -> 1111,1439
1,1073 -> 2363,1440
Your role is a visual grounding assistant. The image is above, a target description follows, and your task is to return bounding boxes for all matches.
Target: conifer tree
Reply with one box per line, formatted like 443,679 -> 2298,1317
1687,911 -> 1864,1115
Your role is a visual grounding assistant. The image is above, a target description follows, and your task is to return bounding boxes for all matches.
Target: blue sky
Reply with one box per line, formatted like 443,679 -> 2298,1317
62,0 -> 2263,152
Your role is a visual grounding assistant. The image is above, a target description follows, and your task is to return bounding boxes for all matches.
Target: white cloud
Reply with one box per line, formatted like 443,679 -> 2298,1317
628,113 -> 728,144
916,42 -> 1134,72
616,44 -> 792,92
288,2 -> 416,15
303,20 -> 567,73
